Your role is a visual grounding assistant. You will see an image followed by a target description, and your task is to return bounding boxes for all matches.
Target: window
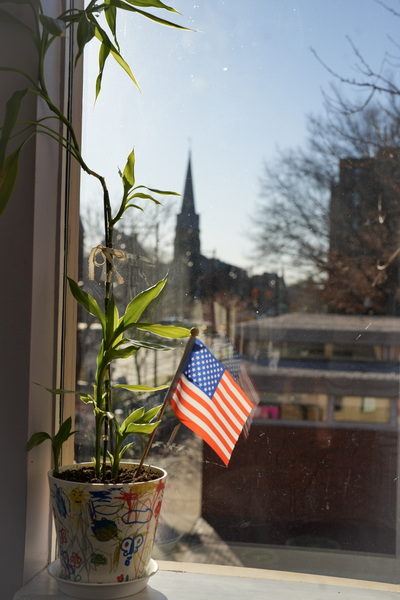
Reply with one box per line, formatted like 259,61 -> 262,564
333,395 -> 392,424
74,1 -> 400,584
3,2 -> 400,598
71,1 -> 400,585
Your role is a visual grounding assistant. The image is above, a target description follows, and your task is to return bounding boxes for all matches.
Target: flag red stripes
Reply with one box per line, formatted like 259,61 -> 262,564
171,367 -> 254,466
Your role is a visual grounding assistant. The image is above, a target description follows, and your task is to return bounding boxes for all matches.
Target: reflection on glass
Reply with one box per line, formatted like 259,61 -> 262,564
76,0 -> 400,583
334,396 -> 391,423
256,392 -> 328,421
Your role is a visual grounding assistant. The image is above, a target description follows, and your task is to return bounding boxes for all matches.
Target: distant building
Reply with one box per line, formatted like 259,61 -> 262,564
329,149 -> 400,315
170,154 -> 288,328
171,153 -> 202,320
202,312 -> 400,555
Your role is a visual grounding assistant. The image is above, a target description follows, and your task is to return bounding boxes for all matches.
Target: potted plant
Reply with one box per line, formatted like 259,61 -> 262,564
0,0 -> 192,594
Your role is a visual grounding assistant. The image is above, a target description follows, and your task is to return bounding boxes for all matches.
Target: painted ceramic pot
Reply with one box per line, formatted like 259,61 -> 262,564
48,463 -> 167,584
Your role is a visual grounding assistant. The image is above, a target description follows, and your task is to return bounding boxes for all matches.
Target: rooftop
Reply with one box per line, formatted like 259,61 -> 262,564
238,314 -> 400,346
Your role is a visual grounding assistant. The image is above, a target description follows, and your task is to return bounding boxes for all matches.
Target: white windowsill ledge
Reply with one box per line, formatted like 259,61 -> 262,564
14,561 -> 400,600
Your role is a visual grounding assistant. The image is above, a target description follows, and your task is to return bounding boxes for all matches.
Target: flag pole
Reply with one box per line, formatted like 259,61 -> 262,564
136,327 -> 199,473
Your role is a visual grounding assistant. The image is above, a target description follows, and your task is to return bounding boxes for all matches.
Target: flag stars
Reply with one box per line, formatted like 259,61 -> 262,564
183,343 -> 224,398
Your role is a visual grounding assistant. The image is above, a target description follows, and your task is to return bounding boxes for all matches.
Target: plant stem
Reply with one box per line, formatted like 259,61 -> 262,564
104,182 -> 113,481
102,378 -> 111,481
94,412 -> 104,479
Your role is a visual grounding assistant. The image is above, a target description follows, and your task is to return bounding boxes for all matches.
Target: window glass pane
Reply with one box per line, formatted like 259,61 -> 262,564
256,392 -> 328,421
334,396 -> 391,423
76,0 -> 400,583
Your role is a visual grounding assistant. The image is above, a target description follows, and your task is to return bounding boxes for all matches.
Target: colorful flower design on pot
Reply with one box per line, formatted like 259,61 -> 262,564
48,463 -> 167,584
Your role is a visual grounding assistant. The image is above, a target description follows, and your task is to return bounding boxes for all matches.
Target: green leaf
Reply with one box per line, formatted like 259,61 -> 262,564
122,148 -> 135,191
121,338 -> 173,351
78,394 -> 94,404
115,0 -> 178,12
121,406 -> 145,432
142,404 -> 163,423
124,421 -> 160,435
95,40 -> 110,99
0,89 -> 27,168
0,148 -> 21,216
39,15 -> 66,37
115,277 -> 168,336
104,1 -> 118,48
53,417 -> 76,447
127,192 -> 162,204
93,21 -> 139,91
67,277 -> 106,333
33,381 -> 95,404
125,203 -> 144,211
26,431 -> 51,452
75,12 -> 95,66
105,345 -> 139,362
34,383 -> 77,395
113,383 -> 168,392
106,449 -> 115,467
52,417 -> 77,473
107,1 -> 188,30
135,185 -> 179,196
124,5 -> 189,30
119,442 -> 134,458
134,323 -> 191,338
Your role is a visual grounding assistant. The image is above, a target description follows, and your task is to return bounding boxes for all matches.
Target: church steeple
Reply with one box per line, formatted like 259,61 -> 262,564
172,152 -> 202,319
176,152 -> 199,233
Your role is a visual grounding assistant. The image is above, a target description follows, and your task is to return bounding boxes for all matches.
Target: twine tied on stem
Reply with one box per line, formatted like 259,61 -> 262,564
88,245 -> 126,284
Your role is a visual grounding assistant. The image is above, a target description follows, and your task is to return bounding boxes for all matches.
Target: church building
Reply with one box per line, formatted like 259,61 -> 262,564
170,154 -> 288,330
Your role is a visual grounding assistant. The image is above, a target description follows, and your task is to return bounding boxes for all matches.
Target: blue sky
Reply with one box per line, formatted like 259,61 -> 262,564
81,0 -> 399,279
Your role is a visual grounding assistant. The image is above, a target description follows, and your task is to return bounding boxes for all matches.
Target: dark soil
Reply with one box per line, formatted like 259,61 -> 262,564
54,465 -> 161,484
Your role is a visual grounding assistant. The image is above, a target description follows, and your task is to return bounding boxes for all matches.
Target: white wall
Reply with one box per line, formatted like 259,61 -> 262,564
0,2 -> 82,597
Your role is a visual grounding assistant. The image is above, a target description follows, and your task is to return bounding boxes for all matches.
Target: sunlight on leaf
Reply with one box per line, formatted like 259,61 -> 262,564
134,323 -> 191,338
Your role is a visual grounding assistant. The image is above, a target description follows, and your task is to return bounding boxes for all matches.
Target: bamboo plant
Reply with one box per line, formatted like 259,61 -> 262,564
0,0 -> 191,481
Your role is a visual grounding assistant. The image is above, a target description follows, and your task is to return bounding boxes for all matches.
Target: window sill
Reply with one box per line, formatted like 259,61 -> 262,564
14,561 -> 399,599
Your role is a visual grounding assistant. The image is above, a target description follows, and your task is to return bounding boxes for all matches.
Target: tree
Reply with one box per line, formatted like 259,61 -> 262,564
252,139 -> 331,278
253,0 -> 400,315
311,0 -> 400,115
253,101 -> 400,314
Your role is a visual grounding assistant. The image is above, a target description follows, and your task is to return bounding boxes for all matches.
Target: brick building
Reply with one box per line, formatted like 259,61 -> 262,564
329,149 -> 400,314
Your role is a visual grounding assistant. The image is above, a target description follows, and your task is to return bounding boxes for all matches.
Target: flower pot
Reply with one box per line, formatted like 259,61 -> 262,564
48,463 -> 167,586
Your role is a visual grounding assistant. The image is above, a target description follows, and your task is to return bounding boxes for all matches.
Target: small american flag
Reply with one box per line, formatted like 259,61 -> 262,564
170,339 -> 255,465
